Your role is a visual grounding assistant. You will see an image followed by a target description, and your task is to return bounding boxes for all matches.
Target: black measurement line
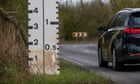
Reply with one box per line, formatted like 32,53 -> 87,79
28,2 -> 31,5
42,0 -> 45,75
56,1 -> 59,4
28,50 -> 31,53
28,57 -> 33,61
57,47 -> 59,50
28,18 -> 31,21
28,42 -> 33,45
56,6 -> 59,9
28,10 -> 33,13
28,26 -> 33,29
50,21 -> 58,25
28,34 -> 31,37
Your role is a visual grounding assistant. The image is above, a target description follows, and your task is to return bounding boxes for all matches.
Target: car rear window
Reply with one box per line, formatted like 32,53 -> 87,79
128,12 -> 140,27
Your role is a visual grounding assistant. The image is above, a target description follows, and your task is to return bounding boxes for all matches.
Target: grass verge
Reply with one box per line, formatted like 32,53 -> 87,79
1,60 -> 112,84
27,60 -> 112,84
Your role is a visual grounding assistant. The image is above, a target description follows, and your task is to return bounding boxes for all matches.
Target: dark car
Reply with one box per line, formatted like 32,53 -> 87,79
98,8 -> 140,71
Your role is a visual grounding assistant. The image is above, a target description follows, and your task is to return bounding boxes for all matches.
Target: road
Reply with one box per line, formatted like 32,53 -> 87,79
60,44 -> 140,84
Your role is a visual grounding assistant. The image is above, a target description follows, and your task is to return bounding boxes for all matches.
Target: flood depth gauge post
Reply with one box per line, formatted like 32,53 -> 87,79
28,0 -> 59,75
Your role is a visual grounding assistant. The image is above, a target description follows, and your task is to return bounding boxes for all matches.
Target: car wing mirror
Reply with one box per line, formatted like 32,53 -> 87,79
98,26 -> 106,32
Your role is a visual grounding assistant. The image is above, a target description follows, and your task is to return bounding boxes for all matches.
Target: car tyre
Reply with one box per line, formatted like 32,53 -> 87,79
112,48 -> 123,71
98,47 -> 108,67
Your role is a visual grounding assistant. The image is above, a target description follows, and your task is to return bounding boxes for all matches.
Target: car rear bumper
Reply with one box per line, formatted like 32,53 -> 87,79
118,47 -> 140,64
124,56 -> 140,64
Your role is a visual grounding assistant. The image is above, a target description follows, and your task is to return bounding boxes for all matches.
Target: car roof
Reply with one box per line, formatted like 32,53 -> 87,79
117,8 -> 140,14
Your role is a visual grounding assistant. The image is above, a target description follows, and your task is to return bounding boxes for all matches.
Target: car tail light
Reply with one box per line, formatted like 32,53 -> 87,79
124,27 -> 140,34
130,54 -> 140,56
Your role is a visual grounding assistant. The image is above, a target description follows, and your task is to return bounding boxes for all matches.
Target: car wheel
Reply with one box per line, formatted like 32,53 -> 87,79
112,48 -> 123,71
98,47 -> 108,67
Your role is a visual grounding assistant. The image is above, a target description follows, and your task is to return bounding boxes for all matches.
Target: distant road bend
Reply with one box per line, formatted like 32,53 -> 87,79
60,44 -> 140,84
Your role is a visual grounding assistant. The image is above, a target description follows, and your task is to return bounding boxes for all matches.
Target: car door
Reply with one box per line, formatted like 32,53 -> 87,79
102,13 -> 129,60
102,14 -> 119,60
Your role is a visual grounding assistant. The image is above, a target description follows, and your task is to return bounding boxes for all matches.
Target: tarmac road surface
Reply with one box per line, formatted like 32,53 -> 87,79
60,44 -> 140,84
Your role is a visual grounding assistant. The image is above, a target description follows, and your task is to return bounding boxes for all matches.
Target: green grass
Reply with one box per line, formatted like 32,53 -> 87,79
0,60 -> 112,84
26,60 -> 112,84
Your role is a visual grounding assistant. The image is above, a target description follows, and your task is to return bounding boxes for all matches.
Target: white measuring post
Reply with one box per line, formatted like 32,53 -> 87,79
28,0 -> 59,75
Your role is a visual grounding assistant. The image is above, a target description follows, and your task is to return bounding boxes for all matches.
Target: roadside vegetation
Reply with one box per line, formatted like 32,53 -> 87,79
1,60 -> 112,84
60,0 -> 140,41
0,0 -> 28,83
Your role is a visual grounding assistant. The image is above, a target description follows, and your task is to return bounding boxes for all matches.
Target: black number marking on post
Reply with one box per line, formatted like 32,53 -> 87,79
33,8 -> 39,13
28,23 -> 38,30
34,39 -> 38,45
34,23 -> 38,29
28,7 -> 39,13
44,44 -> 57,50
45,44 -> 50,50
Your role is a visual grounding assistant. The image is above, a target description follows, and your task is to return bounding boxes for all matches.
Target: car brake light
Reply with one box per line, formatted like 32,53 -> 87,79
124,27 -> 140,34
130,54 -> 140,56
